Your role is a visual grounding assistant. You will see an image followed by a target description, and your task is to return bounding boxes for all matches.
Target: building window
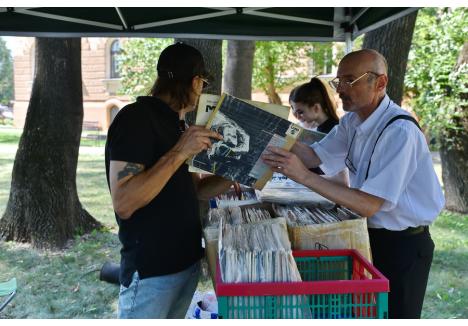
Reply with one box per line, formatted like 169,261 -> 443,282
110,40 -> 121,79
110,106 -> 120,124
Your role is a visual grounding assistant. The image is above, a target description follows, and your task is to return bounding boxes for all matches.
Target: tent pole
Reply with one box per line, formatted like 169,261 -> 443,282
345,32 -> 353,54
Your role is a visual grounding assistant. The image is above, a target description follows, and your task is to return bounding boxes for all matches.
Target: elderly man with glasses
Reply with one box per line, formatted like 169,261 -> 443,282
263,49 -> 444,319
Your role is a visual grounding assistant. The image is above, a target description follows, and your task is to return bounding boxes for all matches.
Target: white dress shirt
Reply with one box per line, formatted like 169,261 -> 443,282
312,95 -> 445,230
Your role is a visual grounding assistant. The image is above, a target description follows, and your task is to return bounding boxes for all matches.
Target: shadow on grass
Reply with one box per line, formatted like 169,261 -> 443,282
424,249 -> 468,319
0,230 -> 121,318
0,134 -> 21,144
432,247 -> 468,270
76,158 -> 115,228
0,128 -> 106,147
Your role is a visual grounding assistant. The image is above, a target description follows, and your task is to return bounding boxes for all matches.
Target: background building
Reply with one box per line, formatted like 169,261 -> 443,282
12,37 -> 130,132
11,37 -> 344,131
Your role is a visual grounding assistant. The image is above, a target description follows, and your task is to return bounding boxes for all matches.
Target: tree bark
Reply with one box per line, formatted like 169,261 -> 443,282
363,11 -> 418,105
223,40 -> 255,99
267,82 -> 283,105
175,38 -> 222,95
175,38 -> 222,125
0,38 -> 101,249
440,132 -> 468,213
174,38 -> 224,216
264,51 -> 282,105
439,41 -> 468,213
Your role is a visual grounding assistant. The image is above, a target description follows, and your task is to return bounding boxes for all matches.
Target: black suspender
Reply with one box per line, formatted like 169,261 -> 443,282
364,115 -> 422,181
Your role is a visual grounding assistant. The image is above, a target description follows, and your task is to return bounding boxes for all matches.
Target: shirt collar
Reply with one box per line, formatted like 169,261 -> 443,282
356,95 -> 391,135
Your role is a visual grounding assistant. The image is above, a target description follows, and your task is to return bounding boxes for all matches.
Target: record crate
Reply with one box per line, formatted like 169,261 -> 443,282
215,249 -> 389,319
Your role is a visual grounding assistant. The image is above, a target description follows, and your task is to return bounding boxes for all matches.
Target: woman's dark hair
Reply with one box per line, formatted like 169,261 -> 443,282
289,77 -> 339,122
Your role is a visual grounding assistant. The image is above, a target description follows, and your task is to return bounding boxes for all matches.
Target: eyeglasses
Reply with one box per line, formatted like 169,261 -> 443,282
345,131 -> 357,174
179,119 -> 187,133
329,71 -> 382,91
199,76 -> 210,89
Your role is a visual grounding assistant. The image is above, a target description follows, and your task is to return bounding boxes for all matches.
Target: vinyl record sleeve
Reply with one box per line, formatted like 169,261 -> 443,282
189,93 -> 302,189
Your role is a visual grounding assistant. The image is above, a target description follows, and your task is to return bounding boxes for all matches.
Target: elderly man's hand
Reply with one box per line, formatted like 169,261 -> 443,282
262,146 -> 311,183
291,141 -> 321,169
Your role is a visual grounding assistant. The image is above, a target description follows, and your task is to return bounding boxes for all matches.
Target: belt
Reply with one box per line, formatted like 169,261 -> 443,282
368,225 -> 429,236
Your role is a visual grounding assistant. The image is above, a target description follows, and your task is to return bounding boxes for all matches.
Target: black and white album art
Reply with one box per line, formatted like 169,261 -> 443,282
191,94 -> 298,187
207,112 -> 250,161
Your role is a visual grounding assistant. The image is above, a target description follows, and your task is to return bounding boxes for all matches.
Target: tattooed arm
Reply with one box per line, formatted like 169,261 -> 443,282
109,126 -> 223,220
109,151 -> 187,220
192,173 -> 234,200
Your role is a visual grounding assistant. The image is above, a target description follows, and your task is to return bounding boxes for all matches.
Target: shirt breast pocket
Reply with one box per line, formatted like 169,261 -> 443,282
351,159 -> 369,188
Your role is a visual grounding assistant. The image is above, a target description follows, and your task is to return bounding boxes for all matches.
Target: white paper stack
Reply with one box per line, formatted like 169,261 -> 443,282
258,173 -> 334,207
214,186 -> 260,208
218,216 -> 310,318
218,217 -> 301,283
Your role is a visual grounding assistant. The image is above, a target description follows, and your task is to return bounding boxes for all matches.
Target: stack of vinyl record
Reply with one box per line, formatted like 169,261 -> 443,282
218,215 -> 301,284
258,173 -> 334,207
214,186 -> 260,208
272,204 -> 349,226
205,206 -> 271,228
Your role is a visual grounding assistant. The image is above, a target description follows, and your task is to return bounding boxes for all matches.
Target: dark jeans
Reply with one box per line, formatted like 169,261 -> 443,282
369,227 -> 434,319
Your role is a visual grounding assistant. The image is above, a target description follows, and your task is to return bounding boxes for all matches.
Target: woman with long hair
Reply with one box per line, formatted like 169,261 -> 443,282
289,77 -> 339,133
289,77 -> 348,185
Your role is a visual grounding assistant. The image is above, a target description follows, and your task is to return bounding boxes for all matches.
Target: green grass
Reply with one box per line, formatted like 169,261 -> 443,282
0,231 -> 120,318
76,153 -> 115,228
0,127 -> 21,145
0,127 -> 211,318
422,210 -> 468,318
0,127 -> 466,318
0,128 -> 120,318
0,127 -> 106,147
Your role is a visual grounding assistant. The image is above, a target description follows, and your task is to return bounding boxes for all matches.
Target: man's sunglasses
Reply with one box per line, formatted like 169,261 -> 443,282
199,76 -> 210,89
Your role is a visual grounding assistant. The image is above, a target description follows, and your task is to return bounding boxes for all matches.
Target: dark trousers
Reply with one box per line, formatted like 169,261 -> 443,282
368,227 -> 434,319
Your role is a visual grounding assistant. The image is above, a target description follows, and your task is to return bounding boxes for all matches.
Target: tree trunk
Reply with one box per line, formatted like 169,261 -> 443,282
363,11 -> 418,105
175,38 -> 222,94
440,132 -> 468,213
174,39 -> 224,283
263,50 -> 282,105
223,40 -> 255,99
266,80 -> 282,105
439,41 -> 468,213
265,74 -> 283,105
0,38 -> 101,249
175,38 -> 222,125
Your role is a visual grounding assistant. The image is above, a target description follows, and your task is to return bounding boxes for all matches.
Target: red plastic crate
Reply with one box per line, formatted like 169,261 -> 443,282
215,249 -> 389,319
